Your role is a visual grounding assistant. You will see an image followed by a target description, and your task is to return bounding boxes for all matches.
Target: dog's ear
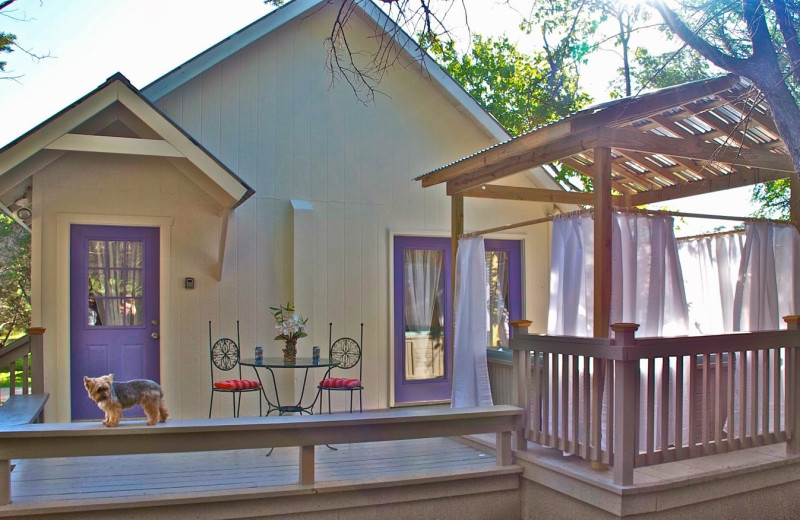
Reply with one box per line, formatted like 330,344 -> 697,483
107,374 -> 115,382
83,377 -> 94,391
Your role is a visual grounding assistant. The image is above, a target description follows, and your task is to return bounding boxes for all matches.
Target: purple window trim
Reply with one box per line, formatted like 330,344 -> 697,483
392,235 -> 522,404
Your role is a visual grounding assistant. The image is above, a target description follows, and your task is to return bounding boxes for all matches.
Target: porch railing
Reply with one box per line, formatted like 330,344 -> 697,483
508,318 -> 800,485
0,328 -> 45,400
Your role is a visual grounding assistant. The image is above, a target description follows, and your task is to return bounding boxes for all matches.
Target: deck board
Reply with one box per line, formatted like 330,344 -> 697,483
5,437 -> 499,506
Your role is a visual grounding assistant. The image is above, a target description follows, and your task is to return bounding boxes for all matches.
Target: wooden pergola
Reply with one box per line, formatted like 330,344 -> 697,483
416,74 -> 798,339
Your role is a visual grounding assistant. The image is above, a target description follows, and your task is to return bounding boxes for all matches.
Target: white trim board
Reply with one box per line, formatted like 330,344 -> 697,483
0,76 -> 252,210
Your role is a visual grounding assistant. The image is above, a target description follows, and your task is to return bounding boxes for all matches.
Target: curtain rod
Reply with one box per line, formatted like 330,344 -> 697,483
676,228 -> 745,242
459,206 -> 789,238
612,206 -> 788,224
460,215 -> 556,238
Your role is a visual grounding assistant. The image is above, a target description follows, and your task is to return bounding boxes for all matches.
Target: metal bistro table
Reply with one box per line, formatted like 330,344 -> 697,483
240,357 -> 339,416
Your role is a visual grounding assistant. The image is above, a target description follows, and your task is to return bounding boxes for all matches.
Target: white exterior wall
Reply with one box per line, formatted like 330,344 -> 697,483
33,4 -> 552,421
148,5 -> 552,415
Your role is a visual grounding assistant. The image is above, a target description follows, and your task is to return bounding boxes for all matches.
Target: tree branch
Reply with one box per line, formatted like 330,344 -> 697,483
648,0 -> 751,76
772,0 -> 800,84
0,0 -> 20,12
742,0 -> 776,67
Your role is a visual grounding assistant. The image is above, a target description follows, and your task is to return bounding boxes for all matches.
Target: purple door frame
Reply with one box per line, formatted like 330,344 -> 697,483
393,236 -> 453,404
70,225 -> 160,420
393,236 -> 523,405
484,238 -> 523,332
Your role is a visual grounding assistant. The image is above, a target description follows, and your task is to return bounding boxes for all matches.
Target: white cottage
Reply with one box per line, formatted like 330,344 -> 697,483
0,0 -> 559,422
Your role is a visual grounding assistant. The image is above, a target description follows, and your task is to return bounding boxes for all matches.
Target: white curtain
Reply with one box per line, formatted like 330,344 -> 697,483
403,250 -> 444,333
734,222 -> 800,331
678,233 -> 744,334
451,237 -> 493,408
610,213 -> 689,337
547,212 -> 688,337
547,214 -> 595,335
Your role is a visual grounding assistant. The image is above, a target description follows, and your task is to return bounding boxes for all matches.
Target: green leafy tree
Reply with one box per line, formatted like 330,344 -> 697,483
428,36 -> 590,135
610,46 -> 714,97
0,31 -> 14,73
520,0 -> 602,101
428,35 -> 592,190
0,0 -> 20,73
0,215 -> 30,346
522,0 -> 649,97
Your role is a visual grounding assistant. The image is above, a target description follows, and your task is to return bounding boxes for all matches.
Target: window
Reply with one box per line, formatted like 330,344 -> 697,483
484,239 -> 522,348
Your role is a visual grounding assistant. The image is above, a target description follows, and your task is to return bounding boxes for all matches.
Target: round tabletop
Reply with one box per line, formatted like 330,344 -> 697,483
240,357 -> 339,369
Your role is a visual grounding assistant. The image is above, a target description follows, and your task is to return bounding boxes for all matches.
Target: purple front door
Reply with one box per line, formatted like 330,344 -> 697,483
70,225 -> 160,420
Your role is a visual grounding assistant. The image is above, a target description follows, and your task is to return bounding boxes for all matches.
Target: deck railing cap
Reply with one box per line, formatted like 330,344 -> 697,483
610,323 -> 639,332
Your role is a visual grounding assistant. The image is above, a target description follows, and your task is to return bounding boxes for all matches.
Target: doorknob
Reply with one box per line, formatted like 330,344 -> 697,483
151,332 -> 159,340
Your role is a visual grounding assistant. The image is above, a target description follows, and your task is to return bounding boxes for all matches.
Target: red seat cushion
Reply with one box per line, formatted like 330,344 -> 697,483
319,377 -> 361,389
214,379 -> 261,390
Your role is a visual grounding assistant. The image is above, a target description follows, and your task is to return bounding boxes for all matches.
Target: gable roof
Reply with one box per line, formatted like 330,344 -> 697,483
418,74 -> 792,208
0,73 -> 254,213
141,0 -> 560,191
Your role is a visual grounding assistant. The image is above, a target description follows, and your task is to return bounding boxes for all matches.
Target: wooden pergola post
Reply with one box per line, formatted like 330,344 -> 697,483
450,193 -> 464,374
592,146 -> 612,470
593,146 -> 613,338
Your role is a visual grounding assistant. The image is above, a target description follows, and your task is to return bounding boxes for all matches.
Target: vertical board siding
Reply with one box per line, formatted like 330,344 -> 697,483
238,43 -> 260,191
291,21 -> 312,202
274,23 -> 295,202
257,36 -> 277,198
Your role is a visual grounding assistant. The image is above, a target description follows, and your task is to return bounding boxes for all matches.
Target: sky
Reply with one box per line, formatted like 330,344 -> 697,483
0,0 -> 756,235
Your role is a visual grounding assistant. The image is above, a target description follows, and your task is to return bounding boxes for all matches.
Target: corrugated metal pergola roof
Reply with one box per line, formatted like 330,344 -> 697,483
417,74 -> 793,208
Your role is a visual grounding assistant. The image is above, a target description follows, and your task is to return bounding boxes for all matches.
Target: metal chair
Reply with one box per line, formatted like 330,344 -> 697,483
318,323 -> 364,413
209,321 -> 262,418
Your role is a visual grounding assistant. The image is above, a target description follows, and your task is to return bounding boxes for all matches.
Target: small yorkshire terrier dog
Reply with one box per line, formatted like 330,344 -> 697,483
83,374 -> 169,427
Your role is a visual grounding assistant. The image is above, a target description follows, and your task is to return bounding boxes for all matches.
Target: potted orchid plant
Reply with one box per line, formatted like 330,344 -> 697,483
270,302 -> 308,363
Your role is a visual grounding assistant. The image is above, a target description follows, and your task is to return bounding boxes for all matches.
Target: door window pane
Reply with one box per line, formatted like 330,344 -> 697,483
403,249 -> 445,381
107,269 -> 124,297
486,250 -> 510,347
107,241 -> 126,268
126,241 -> 143,269
88,270 -> 106,296
88,241 -> 105,267
127,270 -> 143,297
87,239 -> 145,327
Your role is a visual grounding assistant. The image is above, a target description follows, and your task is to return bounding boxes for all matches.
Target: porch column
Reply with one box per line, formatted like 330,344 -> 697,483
27,327 -> 45,396
612,322 -> 639,486
785,316 -> 800,454
592,147 -> 612,470
450,193 -> 464,363
510,320 -> 532,451
593,146 -> 612,337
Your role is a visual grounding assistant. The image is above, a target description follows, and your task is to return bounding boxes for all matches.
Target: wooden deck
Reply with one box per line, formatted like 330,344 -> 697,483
0,436 -> 521,518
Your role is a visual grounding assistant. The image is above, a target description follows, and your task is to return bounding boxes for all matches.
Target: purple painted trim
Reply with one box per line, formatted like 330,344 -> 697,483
392,236 -> 522,404
484,239 -> 523,335
393,236 -> 452,404
70,225 -> 160,420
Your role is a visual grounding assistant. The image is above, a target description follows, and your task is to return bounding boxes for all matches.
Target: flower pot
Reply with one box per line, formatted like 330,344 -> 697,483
283,341 -> 297,363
